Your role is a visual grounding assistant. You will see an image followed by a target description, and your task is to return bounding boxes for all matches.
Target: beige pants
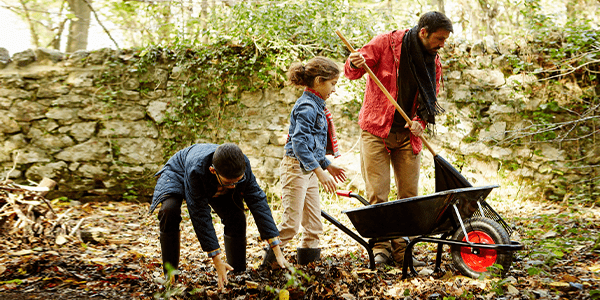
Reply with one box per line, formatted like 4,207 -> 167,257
360,130 -> 420,262
277,155 -> 322,249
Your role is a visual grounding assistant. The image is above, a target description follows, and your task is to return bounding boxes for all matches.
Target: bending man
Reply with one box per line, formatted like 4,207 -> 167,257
149,143 -> 287,288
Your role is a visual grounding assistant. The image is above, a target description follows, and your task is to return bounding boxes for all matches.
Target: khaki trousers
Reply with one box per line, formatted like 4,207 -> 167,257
360,130 -> 420,262
277,155 -> 322,249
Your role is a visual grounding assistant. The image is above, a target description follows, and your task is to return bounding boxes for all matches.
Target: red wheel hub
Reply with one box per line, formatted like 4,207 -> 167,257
460,231 -> 497,272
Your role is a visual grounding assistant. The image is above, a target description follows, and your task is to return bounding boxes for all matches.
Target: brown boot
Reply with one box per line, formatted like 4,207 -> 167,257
392,238 -> 426,267
374,253 -> 392,266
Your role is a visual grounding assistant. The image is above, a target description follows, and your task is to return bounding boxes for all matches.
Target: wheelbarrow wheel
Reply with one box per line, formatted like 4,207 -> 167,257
450,217 -> 512,278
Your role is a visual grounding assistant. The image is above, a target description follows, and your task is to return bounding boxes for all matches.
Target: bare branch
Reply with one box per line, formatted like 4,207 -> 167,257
81,0 -> 120,50
18,0 -> 40,48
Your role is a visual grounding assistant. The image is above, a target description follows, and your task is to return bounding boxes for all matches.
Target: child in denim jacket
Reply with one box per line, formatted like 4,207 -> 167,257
263,56 -> 346,266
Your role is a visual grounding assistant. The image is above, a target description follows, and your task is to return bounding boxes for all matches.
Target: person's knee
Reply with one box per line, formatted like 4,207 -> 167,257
158,197 -> 182,232
223,216 -> 246,238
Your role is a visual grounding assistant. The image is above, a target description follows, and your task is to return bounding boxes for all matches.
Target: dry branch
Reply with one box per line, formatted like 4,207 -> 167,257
0,178 -> 74,244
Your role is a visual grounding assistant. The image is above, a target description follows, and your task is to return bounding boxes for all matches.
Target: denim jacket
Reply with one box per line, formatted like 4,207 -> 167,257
284,91 -> 331,172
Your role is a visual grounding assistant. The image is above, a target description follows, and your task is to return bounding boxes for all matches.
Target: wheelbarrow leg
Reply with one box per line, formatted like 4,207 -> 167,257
434,233 -> 451,273
321,210 -> 376,270
367,239 -> 376,270
401,237 -> 421,279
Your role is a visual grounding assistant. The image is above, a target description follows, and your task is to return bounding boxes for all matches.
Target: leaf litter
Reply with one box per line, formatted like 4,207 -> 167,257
0,181 -> 599,299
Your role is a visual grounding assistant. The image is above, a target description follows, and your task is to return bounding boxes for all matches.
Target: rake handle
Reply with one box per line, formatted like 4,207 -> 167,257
335,30 -> 437,157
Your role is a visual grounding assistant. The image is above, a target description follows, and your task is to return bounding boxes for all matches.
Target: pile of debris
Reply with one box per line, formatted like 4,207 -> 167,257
0,178 -> 82,246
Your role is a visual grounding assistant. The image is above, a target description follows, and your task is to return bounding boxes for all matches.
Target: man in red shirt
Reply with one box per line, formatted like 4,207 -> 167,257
344,11 -> 453,266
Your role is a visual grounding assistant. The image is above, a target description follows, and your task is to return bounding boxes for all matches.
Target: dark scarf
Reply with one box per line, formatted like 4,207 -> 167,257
403,26 -> 444,124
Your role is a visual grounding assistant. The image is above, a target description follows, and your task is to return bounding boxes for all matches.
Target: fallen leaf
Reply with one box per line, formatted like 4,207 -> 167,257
562,274 -> 578,282
386,268 -> 402,275
55,235 -> 67,245
246,281 -> 259,289
11,250 -> 33,256
418,268 -> 434,276
547,281 -> 571,291
541,230 -> 557,239
279,289 -> 289,300
354,268 -> 376,274
507,284 -> 519,294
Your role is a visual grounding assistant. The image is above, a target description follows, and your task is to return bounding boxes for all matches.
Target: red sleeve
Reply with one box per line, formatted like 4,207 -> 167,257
343,33 -> 388,80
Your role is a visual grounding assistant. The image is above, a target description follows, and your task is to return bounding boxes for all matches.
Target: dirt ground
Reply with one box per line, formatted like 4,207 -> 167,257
1,186 -> 599,299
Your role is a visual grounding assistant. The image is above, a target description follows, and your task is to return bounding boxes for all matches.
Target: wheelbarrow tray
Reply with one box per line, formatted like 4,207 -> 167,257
342,185 -> 498,239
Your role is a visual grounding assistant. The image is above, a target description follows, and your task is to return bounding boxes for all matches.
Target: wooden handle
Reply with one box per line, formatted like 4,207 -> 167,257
335,30 -> 436,156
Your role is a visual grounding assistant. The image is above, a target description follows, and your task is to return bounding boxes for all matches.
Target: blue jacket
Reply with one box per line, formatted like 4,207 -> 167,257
284,91 -> 331,172
150,144 -> 279,252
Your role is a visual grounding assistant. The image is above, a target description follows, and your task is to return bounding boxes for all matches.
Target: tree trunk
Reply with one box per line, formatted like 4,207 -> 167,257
478,0 -> 499,42
66,0 -> 91,52
200,0 -> 209,44
436,0 -> 446,15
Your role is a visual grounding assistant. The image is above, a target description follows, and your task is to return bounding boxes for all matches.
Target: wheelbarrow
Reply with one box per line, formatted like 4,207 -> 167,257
321,185 -> 523,279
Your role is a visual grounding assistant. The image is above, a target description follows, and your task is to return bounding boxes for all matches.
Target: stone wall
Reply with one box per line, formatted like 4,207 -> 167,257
0,45 -> 596,203
0,47 -> 365,202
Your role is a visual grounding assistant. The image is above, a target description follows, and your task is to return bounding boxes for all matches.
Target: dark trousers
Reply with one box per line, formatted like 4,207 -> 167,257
158,194 -> 247,239
158,194 -> 248,272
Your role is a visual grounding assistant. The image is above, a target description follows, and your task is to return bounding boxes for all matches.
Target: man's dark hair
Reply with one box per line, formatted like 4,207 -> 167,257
213,143 -> 246,179
417,11 -> 453,35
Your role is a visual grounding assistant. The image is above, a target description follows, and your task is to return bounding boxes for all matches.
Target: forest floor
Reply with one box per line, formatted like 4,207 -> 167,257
0,186 -> 599,300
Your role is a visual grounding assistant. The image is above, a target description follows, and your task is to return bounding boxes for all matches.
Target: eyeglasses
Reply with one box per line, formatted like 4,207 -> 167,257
212,165 -> 245,187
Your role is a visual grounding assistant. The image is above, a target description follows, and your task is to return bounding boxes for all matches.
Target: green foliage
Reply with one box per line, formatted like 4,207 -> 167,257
265,266 -> 312,298
0,279 -> 23,285
153,263 -> 184,299
519,0 -> 599,82
211,0 -> 378,59
485,264 -> 510,295
517,213 -> 597,273
111,0 -> 386,156
338,76 -> 366,121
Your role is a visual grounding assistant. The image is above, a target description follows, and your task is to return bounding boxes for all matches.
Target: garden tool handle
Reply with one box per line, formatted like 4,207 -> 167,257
335,30 -> 437,156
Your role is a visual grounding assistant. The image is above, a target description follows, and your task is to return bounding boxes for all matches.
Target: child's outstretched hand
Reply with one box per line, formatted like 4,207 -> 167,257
326,165 -> 346,183
314,167 -> 337,193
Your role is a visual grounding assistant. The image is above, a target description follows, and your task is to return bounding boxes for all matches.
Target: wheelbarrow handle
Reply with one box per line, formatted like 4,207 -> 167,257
335,30 -> 437,157
336,190 -> 370,206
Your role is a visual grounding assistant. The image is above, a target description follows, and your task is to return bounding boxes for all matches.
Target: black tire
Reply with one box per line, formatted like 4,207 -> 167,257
450,217 -> 512,278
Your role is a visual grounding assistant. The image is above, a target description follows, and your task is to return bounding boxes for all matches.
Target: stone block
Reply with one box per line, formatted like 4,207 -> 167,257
13,49 -> 36,67
479,122 -> 506,142
66,71 -> 94,87
15,147 -> 51,164
115,137 -> 163,164
463,69 -> 506,87
46,107 -> 80,121
56,138 -> 111,162
147,100 -> 169,123
0,114 -> 20,133
240,90 -> 264,108
0,47 -> 10,68
99,120 -> 159,138
25,161 -> 68,181
34,48 -> 65,63
79,163 -> 108,178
